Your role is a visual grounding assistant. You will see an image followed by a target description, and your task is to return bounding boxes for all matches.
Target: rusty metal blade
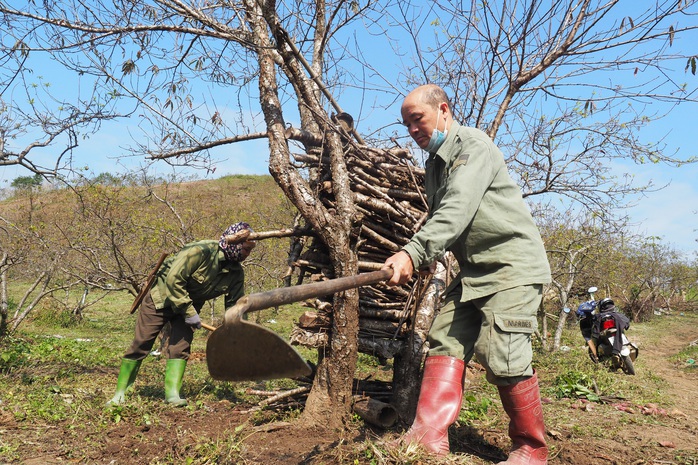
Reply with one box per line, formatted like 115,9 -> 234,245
205,269 -> 392,381
206,320 -> 312,381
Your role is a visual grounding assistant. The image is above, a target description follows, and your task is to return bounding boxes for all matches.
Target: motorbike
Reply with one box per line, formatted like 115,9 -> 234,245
574,286 -> 639,375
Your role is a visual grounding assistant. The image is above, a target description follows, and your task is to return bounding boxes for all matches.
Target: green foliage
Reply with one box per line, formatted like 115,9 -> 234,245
685,286 -> 698,301
0,336 -> 31,373
553,370 -> 600,402
107,404 -> 125,423
458,392 -> 493,422
0,441 -> 20,462
0,174 -> 297,337
2,334 -> 115,376
32,305 -> 82,328
91,172 -> 124,186
10,173 -> 43,191
0,290 -> 692,463
199,379 -> 241,402
11,385 -> 71,422
672,341 -> 698,371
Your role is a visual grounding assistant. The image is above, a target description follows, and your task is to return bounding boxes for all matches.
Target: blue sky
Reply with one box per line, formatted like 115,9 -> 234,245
2,96 -> 694,257
615,103 -> 698,257
1,4 -> 696,258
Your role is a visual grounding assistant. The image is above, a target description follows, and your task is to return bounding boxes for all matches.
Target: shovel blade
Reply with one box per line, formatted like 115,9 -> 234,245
206,320 -> 312,381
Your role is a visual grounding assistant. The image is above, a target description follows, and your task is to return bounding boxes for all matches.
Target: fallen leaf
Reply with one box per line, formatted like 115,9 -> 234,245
614,404 -> 636,414
658,440 -> 676,448
641,404 -> 668,416
668,408 -> 688,418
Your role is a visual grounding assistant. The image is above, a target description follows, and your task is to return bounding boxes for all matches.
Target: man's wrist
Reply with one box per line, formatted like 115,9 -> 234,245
399,247 -> 419,269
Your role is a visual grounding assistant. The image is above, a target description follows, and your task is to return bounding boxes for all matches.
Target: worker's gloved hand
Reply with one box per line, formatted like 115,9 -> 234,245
185,314 -> 202,330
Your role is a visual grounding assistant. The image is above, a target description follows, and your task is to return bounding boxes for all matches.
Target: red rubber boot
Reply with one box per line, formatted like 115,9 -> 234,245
497,371 -> 548,465
401,355 -> 465,455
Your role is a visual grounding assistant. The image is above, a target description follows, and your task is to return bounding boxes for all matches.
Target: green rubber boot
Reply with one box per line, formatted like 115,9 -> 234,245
164,358 -> 188,407
106,358 -> 142,406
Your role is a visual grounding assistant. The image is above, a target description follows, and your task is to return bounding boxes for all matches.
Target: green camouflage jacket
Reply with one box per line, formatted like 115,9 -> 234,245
149,240 -> 245,319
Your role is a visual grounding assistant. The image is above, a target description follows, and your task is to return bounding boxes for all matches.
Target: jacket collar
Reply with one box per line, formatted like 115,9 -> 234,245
430,120 -> 462,163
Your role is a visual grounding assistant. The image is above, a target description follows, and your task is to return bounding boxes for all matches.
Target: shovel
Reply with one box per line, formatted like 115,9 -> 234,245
205,268 -> 392,381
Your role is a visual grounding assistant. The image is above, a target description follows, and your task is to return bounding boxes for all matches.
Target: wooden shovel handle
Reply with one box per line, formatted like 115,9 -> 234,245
129,252 -> 169,314
226,268 -> 393,324
202,322 -> 217,332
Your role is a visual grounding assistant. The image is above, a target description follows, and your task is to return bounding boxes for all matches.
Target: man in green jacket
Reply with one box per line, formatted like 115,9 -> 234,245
106,222 -> 256,407
384,85 -> 551,465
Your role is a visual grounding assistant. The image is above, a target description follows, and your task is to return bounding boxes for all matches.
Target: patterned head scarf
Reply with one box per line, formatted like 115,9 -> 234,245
219,222 -> 254,262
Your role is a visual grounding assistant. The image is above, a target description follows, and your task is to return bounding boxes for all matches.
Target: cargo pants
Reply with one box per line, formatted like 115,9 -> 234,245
428,283 -> 543,386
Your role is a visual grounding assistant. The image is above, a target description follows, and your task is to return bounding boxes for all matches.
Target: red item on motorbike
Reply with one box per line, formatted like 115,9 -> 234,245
601,319 -> 616,331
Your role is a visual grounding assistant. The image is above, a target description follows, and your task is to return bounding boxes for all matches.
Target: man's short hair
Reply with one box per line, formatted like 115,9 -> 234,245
421,84 -> 451,111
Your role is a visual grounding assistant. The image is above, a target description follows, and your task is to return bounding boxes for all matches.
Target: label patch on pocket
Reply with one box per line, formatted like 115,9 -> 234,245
494,315 -> 536,334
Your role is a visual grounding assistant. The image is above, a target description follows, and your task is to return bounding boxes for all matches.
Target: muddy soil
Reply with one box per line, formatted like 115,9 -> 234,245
3,315 -> 696,465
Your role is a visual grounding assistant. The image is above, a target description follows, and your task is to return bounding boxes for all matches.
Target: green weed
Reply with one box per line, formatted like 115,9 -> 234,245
0,440 -> 20,462
0,336 -> 31,373
552,370 -> 600,401
13,386 -> 71,422
672,340 -> 698,370
107,404 -> 125,423
458,392 -> 493,422
32,304 -> 82,328
672,453 -> 698,465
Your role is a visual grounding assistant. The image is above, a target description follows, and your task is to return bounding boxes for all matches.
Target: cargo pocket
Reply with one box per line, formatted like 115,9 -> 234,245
487,314 -> 537,377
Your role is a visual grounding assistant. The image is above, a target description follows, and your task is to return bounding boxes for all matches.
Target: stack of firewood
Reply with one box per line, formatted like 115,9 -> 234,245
285,128 -> 433,361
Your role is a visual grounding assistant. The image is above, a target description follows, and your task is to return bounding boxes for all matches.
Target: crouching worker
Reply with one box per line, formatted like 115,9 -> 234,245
384,85 -> 551,464
107,222 -> 256,407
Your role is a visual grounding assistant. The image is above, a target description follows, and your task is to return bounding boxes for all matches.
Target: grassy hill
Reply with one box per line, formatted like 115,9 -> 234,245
1,174 -> 296,284
0,174 -> 300,338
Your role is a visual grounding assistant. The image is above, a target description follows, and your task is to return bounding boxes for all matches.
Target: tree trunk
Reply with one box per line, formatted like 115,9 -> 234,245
0,255 -> 8,336
252,0 -> 362,428
553,283 -> 574,351
301,284 -> 360,428
299,127 -> 360,427
553,310 -> 570,351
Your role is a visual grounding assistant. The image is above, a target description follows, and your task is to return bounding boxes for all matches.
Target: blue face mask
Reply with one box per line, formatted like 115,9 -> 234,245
424,108 -> 448,153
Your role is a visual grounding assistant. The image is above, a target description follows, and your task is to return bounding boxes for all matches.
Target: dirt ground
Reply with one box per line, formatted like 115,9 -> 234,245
3,317 -> 697,465
543,321 -> 698,465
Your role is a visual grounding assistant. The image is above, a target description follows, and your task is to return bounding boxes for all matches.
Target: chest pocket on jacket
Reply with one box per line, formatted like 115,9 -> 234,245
445,153 -> 470,181
190,267 -> 207,285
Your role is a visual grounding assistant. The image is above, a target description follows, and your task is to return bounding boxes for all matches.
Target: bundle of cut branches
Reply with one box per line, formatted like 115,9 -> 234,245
284,126 -> 432,358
